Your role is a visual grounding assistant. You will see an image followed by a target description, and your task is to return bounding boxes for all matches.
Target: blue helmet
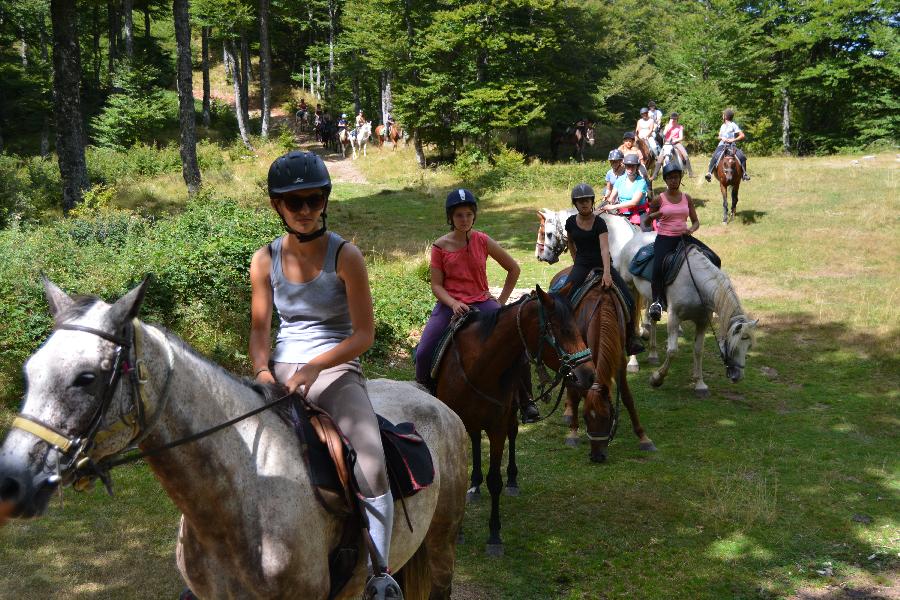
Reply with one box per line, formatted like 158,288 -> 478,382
445,189 -> 478,224
608,149 -> 624,161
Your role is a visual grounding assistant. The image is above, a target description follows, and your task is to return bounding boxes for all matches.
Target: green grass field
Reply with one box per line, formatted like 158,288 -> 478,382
0,144 -> 897,599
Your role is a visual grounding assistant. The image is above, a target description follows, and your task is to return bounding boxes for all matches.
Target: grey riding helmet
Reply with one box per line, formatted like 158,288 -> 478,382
623,131 -> 636,140
622,154 -> 640,166
663,162 -> 684,177
571,183 -> 595,203
608,149 -> 624,161
640,107 -> 649,115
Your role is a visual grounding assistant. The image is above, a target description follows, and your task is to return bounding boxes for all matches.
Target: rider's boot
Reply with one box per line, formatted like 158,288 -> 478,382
742,172 -> 751,181
362,491 -> 403,600
517,368 -> 540,423
704,172 -> 712,182
649,299 -> 663,322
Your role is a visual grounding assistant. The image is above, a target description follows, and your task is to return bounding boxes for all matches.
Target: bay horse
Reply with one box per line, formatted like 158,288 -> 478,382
338,128 -> 352,158
0,279 -> 469,599
715,143 -> 743,223
548,270 -> 656,463
375,124 -> 402,149
619,236 -> 759,395
550,122 -> 595,162
634,137 -> 657,189
433,287 -> 594,556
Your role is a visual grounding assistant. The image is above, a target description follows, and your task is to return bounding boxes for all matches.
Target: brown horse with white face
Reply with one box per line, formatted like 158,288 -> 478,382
715,143 -> 743,223
433,287 -> 594,556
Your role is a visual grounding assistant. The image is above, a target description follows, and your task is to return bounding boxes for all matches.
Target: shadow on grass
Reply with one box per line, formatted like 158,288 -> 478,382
735,209 -> 768,224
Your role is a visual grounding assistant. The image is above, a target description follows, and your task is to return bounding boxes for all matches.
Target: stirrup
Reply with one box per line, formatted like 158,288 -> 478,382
742,173 -> 750,181
704,173 -> 712,182
520,400 -> 540,424
649,302 -> 663,322
364,572 -> 403,600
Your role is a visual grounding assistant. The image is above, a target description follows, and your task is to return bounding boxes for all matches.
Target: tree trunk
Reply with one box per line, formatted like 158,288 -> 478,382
201,26 -> 211,127
173,0 -> 201,195
92,6 -> 101,87
107,0 -> 118,76
403,0 -> 425,168
353,75 -> 360,115
239,34 -> 250,126
124,0 -> 134,58
20,27 -> 28,67
258,0 -> 271,138
224,44 -> 233,82
782,87 -> 791,154
50,0 -> 90,213
309,62 -> 313,96
328,0 -> 336,99
144,8 -> 150,44
413,134 -> 426,168
225,40 -> 254,150
381,70 -> 392,128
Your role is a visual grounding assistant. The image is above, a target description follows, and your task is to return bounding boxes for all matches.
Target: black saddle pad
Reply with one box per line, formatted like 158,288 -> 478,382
629,240 -> 721,285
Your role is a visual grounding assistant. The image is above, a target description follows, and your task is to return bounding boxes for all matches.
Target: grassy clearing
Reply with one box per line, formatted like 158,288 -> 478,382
0,144 -> 897,599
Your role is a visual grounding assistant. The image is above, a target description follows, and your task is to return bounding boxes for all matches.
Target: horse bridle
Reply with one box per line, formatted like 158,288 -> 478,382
11,319 -> 175,494
516,294 -> 592,379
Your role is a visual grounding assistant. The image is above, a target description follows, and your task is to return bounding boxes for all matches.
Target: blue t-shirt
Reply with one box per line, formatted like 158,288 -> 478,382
605,168 -> 620,186
613,174 -> 648,211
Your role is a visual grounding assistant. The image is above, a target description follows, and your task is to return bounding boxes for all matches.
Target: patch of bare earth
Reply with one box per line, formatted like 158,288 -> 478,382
451,581 -> 491,599
791,581 -> 900,600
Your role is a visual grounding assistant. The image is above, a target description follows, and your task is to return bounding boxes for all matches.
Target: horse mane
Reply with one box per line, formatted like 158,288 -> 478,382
57,295 -> 104,322
472,292 -> 575,343
686,247 -> 747,340
588,288 -> 623,389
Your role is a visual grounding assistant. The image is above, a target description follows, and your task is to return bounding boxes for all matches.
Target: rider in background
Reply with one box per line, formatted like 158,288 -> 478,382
646,162 -> 720,322
385,112 -> 395,138
705,108 -> 750,182
635,108 -> 658,157
415,189 -> 540,422
602,149 -> 625,202
566,184 -> 644,355
296,98 -> 308,121
600,154 -> 652,232
250,151 -> 402,597
654,112 -> 695,178
338,113 -> 349,132
356,110 -> 367,127
618,131 -> 650,181
648,100 -> 663,146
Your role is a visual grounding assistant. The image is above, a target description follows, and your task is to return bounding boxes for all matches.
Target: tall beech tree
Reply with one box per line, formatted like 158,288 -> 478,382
173,0 -> 201,194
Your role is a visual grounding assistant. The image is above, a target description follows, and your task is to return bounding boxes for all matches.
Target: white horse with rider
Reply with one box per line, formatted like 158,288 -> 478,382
351,122 -> 372,159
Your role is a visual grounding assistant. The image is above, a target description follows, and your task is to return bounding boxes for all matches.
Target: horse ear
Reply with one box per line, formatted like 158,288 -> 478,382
42,275 -> 75,322
733,322 -> 743,335
537,210 -> 546,222
535,284 -> 553,307
108,276 -> 151,326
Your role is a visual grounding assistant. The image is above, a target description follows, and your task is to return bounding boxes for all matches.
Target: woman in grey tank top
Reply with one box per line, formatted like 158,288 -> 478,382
249,151 -> 401,599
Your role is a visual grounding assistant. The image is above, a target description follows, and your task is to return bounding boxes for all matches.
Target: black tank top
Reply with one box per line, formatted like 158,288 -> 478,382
565,214 -> 608,267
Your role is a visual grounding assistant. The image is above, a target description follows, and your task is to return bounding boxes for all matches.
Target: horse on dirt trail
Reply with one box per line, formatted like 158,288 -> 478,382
338,128 -> 353,158
0,278 -> 469,600
618,237 -> 758,395
351,122 -> 372,159
714,143 -> 743,223
547,271 -> 657,463
432,287 -> 593,556
550,122 -> 595,162
375,124 -> 402,149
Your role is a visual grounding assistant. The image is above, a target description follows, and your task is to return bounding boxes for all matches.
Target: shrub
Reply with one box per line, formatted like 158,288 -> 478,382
0,154 -> 61,226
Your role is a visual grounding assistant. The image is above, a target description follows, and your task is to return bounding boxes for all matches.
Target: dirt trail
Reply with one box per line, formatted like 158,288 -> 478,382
292,129 -> 368,185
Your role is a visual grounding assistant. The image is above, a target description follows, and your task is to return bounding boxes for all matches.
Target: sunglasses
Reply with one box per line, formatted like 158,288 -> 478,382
279,193 -> 326,213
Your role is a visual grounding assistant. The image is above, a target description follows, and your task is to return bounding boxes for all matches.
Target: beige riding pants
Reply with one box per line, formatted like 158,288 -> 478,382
273,362 -> 388,498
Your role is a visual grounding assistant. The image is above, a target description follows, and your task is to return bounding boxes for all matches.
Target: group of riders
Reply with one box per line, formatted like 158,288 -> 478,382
295,98 -> 398,149
243,101 -> 751,599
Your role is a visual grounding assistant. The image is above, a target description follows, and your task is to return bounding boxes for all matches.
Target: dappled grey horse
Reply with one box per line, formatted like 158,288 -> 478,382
0,278 -> 469,599
618,236 -> 758,395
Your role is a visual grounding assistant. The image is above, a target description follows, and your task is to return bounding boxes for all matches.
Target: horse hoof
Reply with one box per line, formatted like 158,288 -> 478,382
695,388 -> 710,399
639,441 -> 658,452
466,487 -> 481,503
565,436 -> 578,448
485,543 -> 504,557
504,486 -> 520,497
627,363 -> 640,374
562,414 -> 572,426
647,355 -> 659,366
650,374 -> 664,388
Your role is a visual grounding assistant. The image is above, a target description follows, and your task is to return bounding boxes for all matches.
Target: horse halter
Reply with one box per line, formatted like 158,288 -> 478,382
10,319 -> 174,495
516,294 -> 591,379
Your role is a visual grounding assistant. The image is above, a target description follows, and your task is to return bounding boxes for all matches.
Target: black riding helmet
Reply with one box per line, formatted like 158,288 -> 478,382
445,188 -> 478,228
623,131 -> 636,140
268,151 -> 332,242
623,153 -> 640,166
663,162 -> 684,177
571,183 -> 595,203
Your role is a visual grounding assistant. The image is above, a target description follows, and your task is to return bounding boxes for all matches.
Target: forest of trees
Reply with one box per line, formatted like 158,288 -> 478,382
0,0 -> 897,211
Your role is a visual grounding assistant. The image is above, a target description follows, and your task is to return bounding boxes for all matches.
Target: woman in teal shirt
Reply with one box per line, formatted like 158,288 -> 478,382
600,153 -> 652,231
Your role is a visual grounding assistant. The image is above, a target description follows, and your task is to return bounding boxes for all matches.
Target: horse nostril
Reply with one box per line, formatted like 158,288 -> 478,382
0,476 -> 22,503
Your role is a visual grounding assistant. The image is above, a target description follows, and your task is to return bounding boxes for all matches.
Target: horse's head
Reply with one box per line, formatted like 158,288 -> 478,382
583,383 -> 615,463
0,278 -> 151,519
534,209 -> 572,264
721,316 -> 758,382
585,123 -> 595,146
523,287 -> 594,390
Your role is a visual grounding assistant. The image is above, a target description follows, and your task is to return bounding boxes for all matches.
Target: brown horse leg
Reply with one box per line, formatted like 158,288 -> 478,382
720,181 -> 729,223
484,428 -> 507,556
466,429 -> 483,503
730,184 -> 739,221
565,387 -> 581,447
618,365 -> 657,451
505,411 -> 519,495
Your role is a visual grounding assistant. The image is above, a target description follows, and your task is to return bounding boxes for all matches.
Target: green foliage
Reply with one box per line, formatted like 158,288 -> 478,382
0,154 -> 60,225
90,62 -> 179,150
453,143 -> 526,191
368,261 -> 434,358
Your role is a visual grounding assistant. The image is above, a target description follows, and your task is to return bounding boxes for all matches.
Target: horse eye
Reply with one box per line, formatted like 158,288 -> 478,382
73,372 -> 96,387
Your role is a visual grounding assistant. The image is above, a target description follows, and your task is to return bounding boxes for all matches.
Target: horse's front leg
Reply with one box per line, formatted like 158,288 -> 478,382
505,412 -> 519,496
618,367 -> 657,452
484,427 -> 507,556
466,429 -> 482,503
628,292 -> 644,373
721,183 -> 729,223
692,321 -> 710,398
650,312 -> 680,387
646,305 -> 660,366
730,186 -> 739,221
564,387 -> 582,447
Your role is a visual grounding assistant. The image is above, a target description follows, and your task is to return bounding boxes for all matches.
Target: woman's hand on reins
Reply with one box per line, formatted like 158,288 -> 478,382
451,300 -> 471,316
286,363 -> 324,395
255,369 -> 276,385
601,272 -> 613,288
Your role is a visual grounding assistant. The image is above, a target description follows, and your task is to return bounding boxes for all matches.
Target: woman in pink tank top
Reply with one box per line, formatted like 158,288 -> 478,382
645,162 -> 701,322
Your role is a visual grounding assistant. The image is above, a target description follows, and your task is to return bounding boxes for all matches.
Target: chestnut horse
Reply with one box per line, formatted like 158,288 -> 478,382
634,137 -> 657,191
715,143 -> 743,223
375,124 -> 402,148
433,287 -> 594,556
549,269 -> 656,463
550,122 -> 595,162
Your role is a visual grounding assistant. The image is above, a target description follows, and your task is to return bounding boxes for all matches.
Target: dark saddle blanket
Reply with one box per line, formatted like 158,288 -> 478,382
629,240 -> 721,285
550,270 -> 631,322
289,398 -> 435,515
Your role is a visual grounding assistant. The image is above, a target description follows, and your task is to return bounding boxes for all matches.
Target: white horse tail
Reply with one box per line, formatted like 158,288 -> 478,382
395,543 -> 431,600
